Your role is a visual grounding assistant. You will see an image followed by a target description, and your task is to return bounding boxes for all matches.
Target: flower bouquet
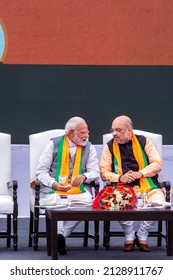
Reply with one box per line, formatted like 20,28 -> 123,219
92,185 -> 137,210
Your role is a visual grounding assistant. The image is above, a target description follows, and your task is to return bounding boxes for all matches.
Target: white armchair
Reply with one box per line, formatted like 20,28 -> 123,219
29,129 -> 65,250
29,129 -> 99,251
102,129 -> 171,249
0,132 -> 18,250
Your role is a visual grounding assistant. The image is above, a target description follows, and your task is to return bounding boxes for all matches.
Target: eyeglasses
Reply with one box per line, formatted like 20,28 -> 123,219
110,128 -> 123,133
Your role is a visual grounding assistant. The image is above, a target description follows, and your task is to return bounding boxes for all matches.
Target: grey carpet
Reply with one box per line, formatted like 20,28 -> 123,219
0,218 -> 172,260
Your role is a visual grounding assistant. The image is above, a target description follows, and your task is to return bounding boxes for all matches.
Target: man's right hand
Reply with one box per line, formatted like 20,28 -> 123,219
119,170 -> 143,183
52,182 -> 71,192
119,170 -> 136,184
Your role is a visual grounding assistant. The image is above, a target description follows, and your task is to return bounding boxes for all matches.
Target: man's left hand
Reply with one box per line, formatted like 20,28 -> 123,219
129,170 -> 143,180
71,175 -> 86,187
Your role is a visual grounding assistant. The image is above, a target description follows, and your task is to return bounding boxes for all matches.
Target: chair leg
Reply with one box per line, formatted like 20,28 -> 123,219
94,221 -> 99,250
29,211 -> 33,247
157,221 -> 162,247
33,208 -> 39,251
103,221 -> 106,247
103,221 -> 110,250
165,221 -> 168,248
83,221 -> 89,247
13,210 -> 18,251
7,215 -> 11,248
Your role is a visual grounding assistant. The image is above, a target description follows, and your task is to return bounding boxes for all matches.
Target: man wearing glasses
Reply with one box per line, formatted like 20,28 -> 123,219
100,115 -> 163,252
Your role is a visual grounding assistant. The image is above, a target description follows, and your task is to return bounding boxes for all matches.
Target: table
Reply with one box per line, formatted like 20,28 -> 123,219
45,207 -> 173,260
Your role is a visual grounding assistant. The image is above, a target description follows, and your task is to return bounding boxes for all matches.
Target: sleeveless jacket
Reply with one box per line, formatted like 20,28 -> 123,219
107,135 -> 159,187
40,135 -> 91,193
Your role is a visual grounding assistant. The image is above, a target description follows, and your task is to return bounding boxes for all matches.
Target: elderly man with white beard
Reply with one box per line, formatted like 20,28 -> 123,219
36,116 -> 99,255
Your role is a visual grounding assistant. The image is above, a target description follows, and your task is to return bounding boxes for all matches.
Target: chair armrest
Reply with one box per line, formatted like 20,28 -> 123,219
30,180 -> 41,206
7,180 -> 18,190
104,181 -> 112,187
86,180 -> 100,196
159,181 -> 171,202
34,180 -> 41,207
101,180 -> 112,187
7,180 -> 18,204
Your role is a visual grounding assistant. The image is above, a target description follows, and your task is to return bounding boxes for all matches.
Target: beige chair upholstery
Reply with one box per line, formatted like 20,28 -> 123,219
102,129 -> 170,249
0,132 -> 18,250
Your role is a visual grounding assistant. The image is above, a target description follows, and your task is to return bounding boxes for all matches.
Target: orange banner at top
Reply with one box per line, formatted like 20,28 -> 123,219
0,0 -> 173,65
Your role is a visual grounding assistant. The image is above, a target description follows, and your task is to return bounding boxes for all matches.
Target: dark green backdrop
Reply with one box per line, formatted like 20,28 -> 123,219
0,65 -> 172,144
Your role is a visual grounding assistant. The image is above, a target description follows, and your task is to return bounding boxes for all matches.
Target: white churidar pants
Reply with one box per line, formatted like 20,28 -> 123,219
119,220 -> 156,241
40,190 -> 92,238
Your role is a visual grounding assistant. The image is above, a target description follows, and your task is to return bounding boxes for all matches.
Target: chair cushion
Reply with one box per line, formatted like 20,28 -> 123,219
0,195 -> 13,214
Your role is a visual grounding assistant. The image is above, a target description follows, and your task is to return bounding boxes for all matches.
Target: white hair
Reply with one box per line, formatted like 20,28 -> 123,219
65,117 -> 86,133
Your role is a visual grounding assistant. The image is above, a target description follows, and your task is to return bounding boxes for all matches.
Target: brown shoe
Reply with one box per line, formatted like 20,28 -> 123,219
135,237 -> 151,252
123,241 -> 135,252
139,243 -> 151,252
